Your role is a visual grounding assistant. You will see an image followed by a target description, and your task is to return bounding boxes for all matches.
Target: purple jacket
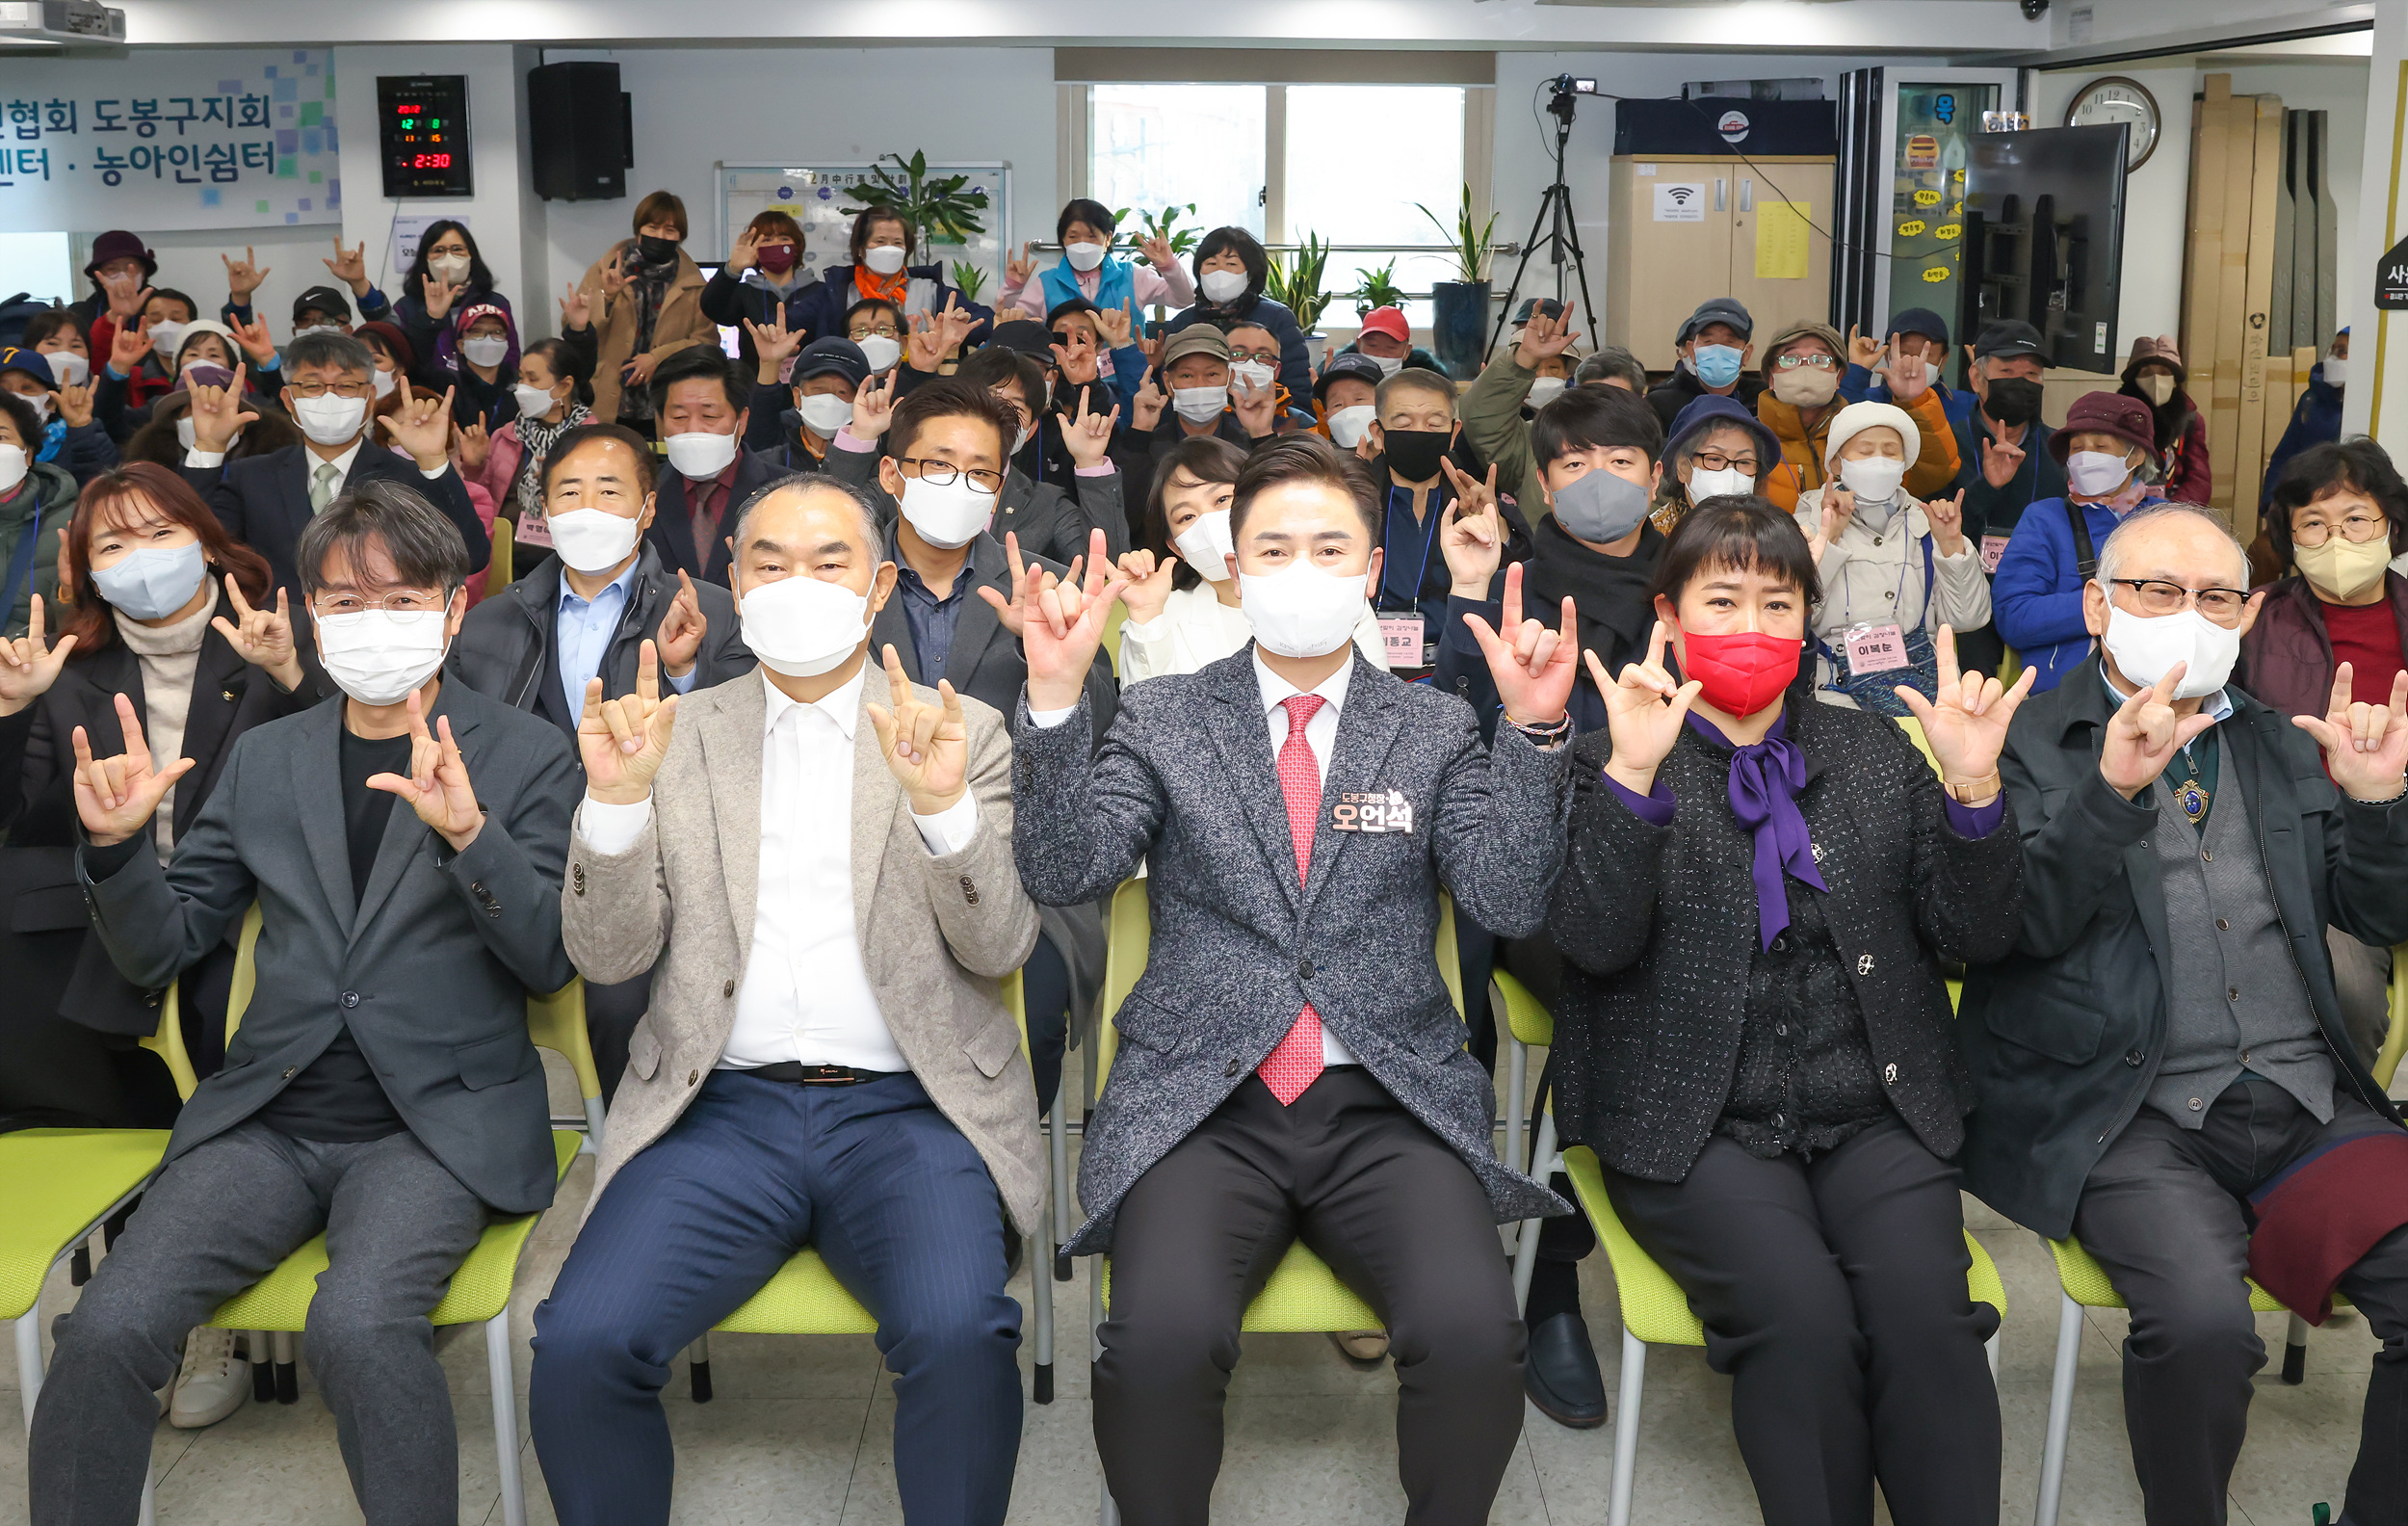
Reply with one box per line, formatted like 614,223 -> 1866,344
2236,571 -> 2408,720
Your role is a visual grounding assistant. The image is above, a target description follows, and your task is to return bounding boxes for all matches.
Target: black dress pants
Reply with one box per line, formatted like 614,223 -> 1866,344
1604,1115 -> 2002,1526
2073,1077 -> 2408,1526
1094,1066 -> 1526,1526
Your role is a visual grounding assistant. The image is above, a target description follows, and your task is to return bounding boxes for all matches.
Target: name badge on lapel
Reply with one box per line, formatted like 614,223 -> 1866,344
1332,789 -> 1413,834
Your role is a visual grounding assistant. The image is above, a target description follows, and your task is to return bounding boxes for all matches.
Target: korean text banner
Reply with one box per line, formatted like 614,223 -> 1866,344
0,48 -> 338,231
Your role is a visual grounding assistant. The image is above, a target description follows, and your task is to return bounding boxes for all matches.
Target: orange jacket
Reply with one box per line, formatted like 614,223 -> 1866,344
1756,383 -> 1961,513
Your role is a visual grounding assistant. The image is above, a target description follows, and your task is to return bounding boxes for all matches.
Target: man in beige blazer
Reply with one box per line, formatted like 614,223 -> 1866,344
525,472 -> 1044,1526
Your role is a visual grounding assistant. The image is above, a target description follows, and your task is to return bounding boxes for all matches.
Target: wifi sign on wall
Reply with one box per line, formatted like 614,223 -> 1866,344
1654,181 -> 1709,224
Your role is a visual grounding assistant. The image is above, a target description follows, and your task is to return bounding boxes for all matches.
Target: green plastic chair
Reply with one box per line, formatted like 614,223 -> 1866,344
6,1127 -> 173,1434
1087,881 -> 1460,1525
682,969 -> 1060,1404
1500,969 -> 2006,1526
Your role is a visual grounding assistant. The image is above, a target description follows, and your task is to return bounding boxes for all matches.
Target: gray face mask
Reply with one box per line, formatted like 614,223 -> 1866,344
1552,466 -> 1652,544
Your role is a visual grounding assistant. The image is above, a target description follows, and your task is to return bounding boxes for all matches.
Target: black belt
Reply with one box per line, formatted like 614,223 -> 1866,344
744,1062 -> 907,1087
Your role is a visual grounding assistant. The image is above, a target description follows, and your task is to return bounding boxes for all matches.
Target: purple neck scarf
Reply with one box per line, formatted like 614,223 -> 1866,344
1689,711 -> 1825,948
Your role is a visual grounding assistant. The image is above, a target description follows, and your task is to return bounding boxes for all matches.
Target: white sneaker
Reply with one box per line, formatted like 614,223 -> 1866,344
168,1327 -> 248,1430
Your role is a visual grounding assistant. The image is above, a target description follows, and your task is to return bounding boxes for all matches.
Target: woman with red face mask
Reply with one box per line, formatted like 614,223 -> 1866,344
1541,495 -> 2035,1526
699,208 -> 812,374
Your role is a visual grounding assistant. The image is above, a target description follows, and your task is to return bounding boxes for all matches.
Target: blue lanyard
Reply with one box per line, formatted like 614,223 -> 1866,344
1376,484 -> 1440,612
1838,518 -> 1934,633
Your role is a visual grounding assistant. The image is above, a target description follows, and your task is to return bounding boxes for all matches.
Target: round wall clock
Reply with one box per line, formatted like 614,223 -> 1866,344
2065,75 -> 2161,171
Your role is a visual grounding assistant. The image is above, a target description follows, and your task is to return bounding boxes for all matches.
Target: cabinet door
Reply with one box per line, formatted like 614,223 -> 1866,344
1726,161 -> 1836,346
1607,158 -> 1735,371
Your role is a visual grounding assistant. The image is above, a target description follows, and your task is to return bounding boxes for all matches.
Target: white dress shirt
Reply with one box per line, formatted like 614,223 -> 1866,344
1032,647 -> 1361,1065
578,666 -> 980,1073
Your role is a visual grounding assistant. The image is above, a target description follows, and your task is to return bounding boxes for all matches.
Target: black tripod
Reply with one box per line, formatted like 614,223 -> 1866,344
1488,80 -> 1598,356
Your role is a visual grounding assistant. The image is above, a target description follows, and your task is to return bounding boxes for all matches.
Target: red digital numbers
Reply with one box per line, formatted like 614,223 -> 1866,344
411,153 -> 452,169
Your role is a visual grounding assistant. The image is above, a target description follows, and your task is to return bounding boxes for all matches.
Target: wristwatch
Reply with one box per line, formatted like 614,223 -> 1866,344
1944,772 -> 2002,805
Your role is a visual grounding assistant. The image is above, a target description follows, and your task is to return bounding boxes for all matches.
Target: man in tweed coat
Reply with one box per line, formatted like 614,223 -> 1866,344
1010,435 -> 1575,1525
526,474 -> 1044,1526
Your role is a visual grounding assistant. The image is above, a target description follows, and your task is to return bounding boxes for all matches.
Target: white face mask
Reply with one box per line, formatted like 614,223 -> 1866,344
740,573 -> 873,678
44,352 -> 89,387
372,367 -> 397,399
292,392 -> 368,447
1323,405 -> 1375,450
460,334 -> 510,367
1370,355 -> 1404,380
2323,355 -> 2349,388
2100,601 -> 2239,701
898,471 -> 997,549
1527,377 -> 1566,408
315,606 -> 452,706
1230,359 -> 1275,394
1063,242 -> 1107,274
20,393 -> 52,425
664,429 -> 739,480
428,253 -> 471,282
860,245 -> 907,276
0,443 -> 24,494
512,382 -> 560,419
1239,560 -> 1370,659
1199,269 -> 1248,303
1172,508 -> 1236,582
797,391 -> 855,436
1687,465 -> 1754,501
293,324 -> 345,340
1837,455 -> 1907,504
856,334 -> 903,373
1172,384 -> 1228,424
2066,449 -> 2134,499
147,320 -> 188,362
544,508 -> 643,574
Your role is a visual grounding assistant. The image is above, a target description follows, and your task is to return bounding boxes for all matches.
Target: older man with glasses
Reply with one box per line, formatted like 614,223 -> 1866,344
1963,501 -> 2408,1526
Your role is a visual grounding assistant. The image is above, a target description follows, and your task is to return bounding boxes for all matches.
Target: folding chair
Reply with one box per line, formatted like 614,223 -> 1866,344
1086,881 -> 1459,1526
484,516 -> 514,600
1501,969 -> 2006,1526
684,969 -> 1059,1404
131,904 -> 590,1526
5,1129 -> 171,1434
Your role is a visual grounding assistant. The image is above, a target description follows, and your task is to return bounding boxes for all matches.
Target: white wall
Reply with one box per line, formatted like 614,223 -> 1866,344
527,45 -> 1058,335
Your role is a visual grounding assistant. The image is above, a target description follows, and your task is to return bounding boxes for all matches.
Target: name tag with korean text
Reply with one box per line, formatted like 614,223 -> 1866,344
1979,533 -> 2009,575
1843,621 -> 1910,676
1377,615 -> 1425,668
516,511 -> 553,548
1332,789 -> 1414,835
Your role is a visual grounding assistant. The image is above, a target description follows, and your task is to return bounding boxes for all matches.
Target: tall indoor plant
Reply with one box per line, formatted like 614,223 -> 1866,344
1416,184 -> 1497,379
840,151 -> 993,259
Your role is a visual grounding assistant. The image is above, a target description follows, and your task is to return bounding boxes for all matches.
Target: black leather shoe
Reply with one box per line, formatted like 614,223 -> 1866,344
1524,1310 -> 1607,1429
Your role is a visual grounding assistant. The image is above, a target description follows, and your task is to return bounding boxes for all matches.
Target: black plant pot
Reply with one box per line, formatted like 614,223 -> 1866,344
1430,280 -> 1491,379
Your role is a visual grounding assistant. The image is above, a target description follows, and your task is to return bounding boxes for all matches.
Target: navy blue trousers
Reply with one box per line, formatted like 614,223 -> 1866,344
528,1069 -> 1022,1525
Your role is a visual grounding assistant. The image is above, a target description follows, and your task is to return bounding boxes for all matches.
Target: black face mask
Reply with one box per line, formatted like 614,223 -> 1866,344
1382,428 -> 1453,484
1983,377 -> 2045,429
637,233 -> 680,266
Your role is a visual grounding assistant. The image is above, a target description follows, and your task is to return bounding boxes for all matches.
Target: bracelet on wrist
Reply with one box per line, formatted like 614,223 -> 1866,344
1943,771 -> 2002,805
1506,712 -> 1573,750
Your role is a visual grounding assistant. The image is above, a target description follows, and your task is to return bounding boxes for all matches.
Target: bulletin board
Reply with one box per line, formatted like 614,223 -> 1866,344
716,162 -> 1011,306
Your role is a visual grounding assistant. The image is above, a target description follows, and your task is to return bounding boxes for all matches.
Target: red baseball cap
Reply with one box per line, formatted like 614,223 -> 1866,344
1358,306 -> 1409,344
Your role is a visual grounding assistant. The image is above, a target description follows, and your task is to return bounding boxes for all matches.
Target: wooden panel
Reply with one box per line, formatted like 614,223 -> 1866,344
1606,157 -> 1736,372
2186,77 -> 2234,513
2235,94 -> 2286,547
2267,111 -> 2296,357
2291,110 -> 2320,355
1725,161 -> 1835,354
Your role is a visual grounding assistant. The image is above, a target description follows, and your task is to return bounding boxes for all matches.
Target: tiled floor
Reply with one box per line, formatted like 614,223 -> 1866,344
2,1057 -> 2386,1525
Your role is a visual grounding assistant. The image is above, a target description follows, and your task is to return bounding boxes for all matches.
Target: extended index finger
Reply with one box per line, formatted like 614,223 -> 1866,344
637,639 -> 661,707
1501,559 -> 1526,630
115,692 -> 153,768
882,643 -> 912,700
1645,618 -> 1667,672
2329,660 -> 2357,719
222,571 -> 256,620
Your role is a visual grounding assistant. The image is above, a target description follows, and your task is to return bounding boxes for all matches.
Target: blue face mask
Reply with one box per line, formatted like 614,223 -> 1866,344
1692,344 -> 1745,389
92,539 -> 207,621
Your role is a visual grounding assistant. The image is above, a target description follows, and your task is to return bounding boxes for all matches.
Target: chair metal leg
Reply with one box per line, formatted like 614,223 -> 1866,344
686,1332 -> 713,1403
1510,1113 -> 1559,1311
579,1095 -> 606,1156
1099,1479 -> 1120,1526
1505,1025 -> 1528,1185
16,1306 -> 42,1432
1088,1257 -> 1106,1363
2283,1310 -> 2310,1383
137,1462 -> 155,1526
1986,1330 -> 2001,1382
2033,1290 -> 2084,1526
485,1312 -> 527,1526
1030,1230 -> 1055,1405
250,1329 -> 275,1402
1608,1329 -> 1645,1526
272,1329 -> 299,1403
1050,1103 -> 1074,1256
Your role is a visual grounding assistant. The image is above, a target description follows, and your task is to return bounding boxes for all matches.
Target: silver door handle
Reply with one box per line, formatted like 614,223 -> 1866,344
1741,177 -> 1754,212
1714,178 -> 1728,212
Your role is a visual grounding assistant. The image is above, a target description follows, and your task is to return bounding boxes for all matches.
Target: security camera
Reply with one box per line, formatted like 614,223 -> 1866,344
2020,0 -> 2049,17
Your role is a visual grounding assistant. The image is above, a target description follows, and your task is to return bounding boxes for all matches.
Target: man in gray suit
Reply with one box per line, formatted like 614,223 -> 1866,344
529,474 -> 1045,1526
1010,434 -> 1580,1524
32,482 -> 580,1526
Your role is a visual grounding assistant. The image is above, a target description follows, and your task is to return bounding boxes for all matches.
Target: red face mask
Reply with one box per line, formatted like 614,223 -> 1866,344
1677,626 -> 1801,718
757,243 -> 798,275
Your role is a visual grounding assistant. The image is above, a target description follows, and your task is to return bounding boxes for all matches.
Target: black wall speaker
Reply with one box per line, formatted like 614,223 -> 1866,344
528,61 -> 630,201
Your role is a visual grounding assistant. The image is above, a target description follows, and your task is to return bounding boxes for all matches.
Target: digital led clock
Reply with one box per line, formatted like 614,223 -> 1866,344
377,74 -> 472,197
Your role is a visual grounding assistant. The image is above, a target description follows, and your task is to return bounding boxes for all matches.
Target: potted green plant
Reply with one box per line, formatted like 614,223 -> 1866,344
1415,184 -> 1498,379
1264,232 -> 1333,368
839,151 -> 992,263
1351,258 -> 1407,317
949,261 -> 988,304
1113,202 -> 1198,319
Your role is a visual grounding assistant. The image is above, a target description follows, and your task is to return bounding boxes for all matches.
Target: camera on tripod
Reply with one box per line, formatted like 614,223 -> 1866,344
1548,74 -> 1597,125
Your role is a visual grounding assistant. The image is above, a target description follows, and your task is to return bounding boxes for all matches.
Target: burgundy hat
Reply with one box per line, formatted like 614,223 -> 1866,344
83,229 -> 156,279
2049,391 -> 2157,463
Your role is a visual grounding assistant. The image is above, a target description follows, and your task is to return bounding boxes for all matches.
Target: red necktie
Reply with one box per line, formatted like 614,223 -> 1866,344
1258,693 -> 1326,1106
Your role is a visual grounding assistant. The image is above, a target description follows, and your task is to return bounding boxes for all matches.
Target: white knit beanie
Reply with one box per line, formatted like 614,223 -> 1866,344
1822,401 -> 1921,474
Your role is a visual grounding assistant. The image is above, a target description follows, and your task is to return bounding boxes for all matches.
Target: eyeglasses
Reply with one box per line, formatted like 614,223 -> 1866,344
311,588 -> 449,616
1689,449 -> 1760,473
897,457 -> 1006,493
850,325 -> 900,341
2291,512 -> 2389,547
2107,578 -> 2249,623
290,379 -> 374,400
1230,349 -> 1279,366
1772,353 -> 1836,371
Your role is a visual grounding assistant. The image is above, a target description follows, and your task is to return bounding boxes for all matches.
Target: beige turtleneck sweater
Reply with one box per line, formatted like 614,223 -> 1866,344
112,582 -> 217,864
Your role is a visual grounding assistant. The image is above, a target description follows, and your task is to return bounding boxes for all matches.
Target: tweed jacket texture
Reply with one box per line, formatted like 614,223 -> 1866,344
559,664 -> 1049,1236
1547,680 -> 2026,1184
1009,647 -> 1574,1253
